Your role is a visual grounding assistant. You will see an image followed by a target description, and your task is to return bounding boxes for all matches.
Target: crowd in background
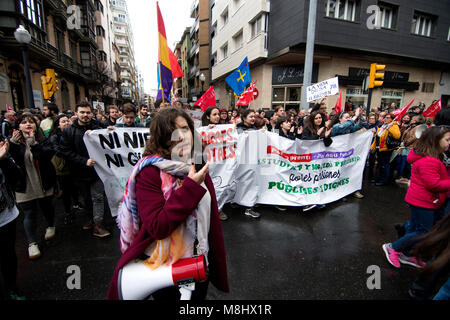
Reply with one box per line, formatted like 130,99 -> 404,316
0,96 -> 449,300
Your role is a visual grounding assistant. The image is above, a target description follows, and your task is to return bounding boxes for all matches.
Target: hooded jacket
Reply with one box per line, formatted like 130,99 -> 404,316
405,150 -> 450,210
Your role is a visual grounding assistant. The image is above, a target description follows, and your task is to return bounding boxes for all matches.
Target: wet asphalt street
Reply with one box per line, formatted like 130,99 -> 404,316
10,177 -> 425,300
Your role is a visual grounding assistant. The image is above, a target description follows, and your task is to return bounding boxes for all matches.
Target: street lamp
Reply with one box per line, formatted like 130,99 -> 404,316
199,73 -> 205,94
14,25 -> 35,109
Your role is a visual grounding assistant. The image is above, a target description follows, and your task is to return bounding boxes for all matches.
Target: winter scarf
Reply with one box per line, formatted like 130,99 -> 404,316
117,155 -> 210,269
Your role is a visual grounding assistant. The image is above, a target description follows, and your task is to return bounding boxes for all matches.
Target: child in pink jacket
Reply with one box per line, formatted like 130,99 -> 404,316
383,126 -> 450,269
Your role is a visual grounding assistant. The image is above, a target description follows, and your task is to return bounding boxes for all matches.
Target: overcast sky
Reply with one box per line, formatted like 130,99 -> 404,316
126,0 -> 194,93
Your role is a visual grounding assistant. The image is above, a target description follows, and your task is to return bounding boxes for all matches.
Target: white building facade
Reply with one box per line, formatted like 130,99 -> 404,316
211,0 -> 270,109
111,0 -> 138,103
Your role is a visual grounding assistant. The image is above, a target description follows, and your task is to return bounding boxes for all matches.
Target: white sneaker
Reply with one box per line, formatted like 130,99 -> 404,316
28,243 -> 41,260
302,204 -> 317,212
353,191 -> 364,199
45,227 -> 55,240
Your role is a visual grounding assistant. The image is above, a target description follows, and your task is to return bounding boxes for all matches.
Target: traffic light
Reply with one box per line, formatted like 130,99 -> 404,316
368,63 -> 385,89
41,75 -> 50,100
41,69 -> 59,100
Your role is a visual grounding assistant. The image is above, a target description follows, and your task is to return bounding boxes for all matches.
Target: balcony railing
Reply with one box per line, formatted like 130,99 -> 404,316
46,42 -> 98,80
188,42 -> 198,58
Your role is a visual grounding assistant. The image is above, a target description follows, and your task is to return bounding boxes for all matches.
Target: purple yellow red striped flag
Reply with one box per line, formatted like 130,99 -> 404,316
156,2 -> 173,101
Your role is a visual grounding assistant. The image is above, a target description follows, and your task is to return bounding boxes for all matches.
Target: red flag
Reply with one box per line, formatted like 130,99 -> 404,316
169,49 -> 183,79
422,99 -> 442,118
194,86 -> 216,112
393,98 -> 415,122
236,81 -> 257,106
6,104 -> 14,112
334,91 -> 342,113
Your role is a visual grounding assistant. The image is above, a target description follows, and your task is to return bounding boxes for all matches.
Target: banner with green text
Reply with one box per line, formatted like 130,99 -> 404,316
83,126 -> 373,216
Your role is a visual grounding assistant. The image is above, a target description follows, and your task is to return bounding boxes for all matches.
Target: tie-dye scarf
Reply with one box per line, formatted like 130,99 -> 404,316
117,154 -> 210,269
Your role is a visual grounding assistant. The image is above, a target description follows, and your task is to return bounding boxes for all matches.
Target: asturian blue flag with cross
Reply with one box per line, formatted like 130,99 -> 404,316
225,57 -> 251,97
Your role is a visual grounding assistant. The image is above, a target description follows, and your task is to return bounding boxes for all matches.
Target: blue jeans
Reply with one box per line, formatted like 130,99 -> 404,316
433,277 -> 450,300
396,154 -> 411,179
17,196 -> 55,244
392,205 -> 435,253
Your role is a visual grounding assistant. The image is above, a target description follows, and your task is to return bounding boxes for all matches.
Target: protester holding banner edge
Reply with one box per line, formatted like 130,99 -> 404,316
58,102 -> 110,238
235,109 -> 261,218
201,106 -> 229,221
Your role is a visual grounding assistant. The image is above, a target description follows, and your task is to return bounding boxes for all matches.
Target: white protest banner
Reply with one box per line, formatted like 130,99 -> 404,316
185,110 -> 203,128
83,125 -> 238,216
84,127 -> 372,216
197,124 -> 239,210
232,130 -> 373,207
84,128 -> 149,217
307,77 -> 339,102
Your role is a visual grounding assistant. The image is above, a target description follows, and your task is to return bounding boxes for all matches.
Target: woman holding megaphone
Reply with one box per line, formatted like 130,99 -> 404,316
107,108 -> 229,300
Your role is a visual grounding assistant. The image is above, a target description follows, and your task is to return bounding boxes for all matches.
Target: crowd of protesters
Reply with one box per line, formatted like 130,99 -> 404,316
0,95 -> 448,300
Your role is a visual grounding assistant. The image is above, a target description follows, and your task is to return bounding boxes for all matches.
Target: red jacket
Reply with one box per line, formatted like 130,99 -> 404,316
107,166 -> 229,299
405,150 -> 450,210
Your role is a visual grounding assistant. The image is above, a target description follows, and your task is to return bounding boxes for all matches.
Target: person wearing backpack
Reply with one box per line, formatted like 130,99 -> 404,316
107,108 -> 229,300
370,112 -> 401,186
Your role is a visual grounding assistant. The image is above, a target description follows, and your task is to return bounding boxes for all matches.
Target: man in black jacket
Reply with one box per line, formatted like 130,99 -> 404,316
58,102 -> 110,238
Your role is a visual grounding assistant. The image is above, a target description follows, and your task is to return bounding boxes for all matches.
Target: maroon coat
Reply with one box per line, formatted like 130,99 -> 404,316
106,166 -> 229,299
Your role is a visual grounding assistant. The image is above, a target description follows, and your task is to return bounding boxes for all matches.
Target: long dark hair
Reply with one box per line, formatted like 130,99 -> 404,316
410,215 -> 450,275
14,113 -> 44,142
413,126 -> 450,160
219,108 -> 230,124
275,116 -> 289,131
49,114 -> 70,137
304,111 -> 326,135
143,108 -> 203,166
201,106 -> 219,126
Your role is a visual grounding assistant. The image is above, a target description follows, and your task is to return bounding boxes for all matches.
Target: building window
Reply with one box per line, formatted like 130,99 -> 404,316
96,0 -> 104,14
221,43 -> 228,60
272,86 -> 302,110
20,0 -> 44,29
211,52 -> 217,67
381,89 -> 404,109
411,12 -> 434,37
346,88 -> 367,109
325,0 -> 357,22
250,14 -> 266,39
70,40 -> 77,59
378,2 -> 397,29
98,51 -> 107,62
96,26 -> 105,38
211,22 -> 217,39
221,7 -> 229,27
233,29 -> 243,52
421,82 -> 435,93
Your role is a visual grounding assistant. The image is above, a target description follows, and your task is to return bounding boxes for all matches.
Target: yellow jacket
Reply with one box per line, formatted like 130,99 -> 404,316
370,122 -> 401,152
